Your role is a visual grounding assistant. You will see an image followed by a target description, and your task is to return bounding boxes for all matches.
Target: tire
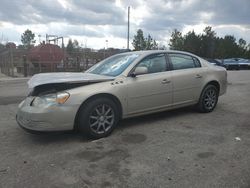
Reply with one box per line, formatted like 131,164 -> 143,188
77,97 -> 119,139
197,84 -> 219,113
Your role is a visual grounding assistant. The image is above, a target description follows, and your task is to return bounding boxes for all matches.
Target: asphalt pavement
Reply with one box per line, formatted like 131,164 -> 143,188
0,71 -> 250,188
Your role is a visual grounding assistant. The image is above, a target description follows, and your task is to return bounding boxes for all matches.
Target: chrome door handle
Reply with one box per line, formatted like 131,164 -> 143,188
161,79 -> 171,84
195,74 -> 202,78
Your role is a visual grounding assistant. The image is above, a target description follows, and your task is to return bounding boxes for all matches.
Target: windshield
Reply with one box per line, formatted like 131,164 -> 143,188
86,53 -> 139,76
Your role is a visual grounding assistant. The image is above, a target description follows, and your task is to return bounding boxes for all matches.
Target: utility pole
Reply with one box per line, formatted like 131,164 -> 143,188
127,6 -> 130,50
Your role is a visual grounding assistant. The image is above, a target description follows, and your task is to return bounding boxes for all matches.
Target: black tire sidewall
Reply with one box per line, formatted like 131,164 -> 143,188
78,97 -> 119,139
198,85 -> 218,113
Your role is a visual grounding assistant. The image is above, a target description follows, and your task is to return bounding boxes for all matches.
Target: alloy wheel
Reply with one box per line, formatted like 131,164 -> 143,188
89,104 -> 115,134
204,88 -> 217,110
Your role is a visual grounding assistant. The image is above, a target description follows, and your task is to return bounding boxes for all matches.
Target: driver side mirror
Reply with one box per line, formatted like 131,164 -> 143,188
131,67 -> 148,77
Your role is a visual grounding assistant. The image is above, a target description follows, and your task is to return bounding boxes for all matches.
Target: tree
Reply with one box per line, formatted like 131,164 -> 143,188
169,29 -> 184,50
152,39 -> 158,50
132,29 -> 146,51
223,35 -> 238,58
183,30 -> 201,54
238,38 -> 247,57
214,37 -> 226,58
73,39 -> 80,52
239,38 -> 246,49
66,39 -> 80,55
21,29 -> 35,49
247,44 -> 250,58
132,29 -> 159,51
66,39 -> 74,55
200,26 -> 217,58
145,34 -> 153,50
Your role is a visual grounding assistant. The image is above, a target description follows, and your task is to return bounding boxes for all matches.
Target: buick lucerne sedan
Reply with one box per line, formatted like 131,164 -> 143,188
17,50 -> 227,139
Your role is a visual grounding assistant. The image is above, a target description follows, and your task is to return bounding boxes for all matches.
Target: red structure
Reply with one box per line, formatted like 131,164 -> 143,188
6,42 -> 16,49
28,43 -> 65,72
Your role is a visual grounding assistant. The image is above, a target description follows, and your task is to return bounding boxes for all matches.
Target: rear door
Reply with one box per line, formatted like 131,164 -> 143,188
167,53 -> 204,106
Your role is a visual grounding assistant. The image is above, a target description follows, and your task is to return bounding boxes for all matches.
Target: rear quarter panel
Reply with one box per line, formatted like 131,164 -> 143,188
199,65 -> 227,97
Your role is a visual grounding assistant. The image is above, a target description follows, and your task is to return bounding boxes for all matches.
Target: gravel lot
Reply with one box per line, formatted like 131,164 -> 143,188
0,71 -> 250,188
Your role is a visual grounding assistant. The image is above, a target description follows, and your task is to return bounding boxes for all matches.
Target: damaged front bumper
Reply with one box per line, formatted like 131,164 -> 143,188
16,97 -> 79,132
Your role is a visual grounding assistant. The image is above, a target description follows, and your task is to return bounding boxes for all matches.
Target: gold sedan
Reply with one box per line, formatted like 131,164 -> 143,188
16,50 -> 227,139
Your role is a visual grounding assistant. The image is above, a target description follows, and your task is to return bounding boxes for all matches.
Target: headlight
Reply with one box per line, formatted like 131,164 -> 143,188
32,92 -> 70,107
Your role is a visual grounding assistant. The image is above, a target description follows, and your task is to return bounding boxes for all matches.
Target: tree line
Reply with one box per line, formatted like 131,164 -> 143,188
1,27 -> 250,59
169,26 -> 250,59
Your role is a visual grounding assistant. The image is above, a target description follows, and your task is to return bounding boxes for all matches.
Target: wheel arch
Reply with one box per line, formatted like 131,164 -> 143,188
198,80 -> 220,103
205,80 -> 220,93
196,80 -> 220,113
74,93 -> 123,130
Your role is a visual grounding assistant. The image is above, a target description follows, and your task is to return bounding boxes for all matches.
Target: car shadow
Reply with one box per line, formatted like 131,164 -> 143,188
24,106 -> 196,143
117,106 -> 195,130
25,130 -> 89,144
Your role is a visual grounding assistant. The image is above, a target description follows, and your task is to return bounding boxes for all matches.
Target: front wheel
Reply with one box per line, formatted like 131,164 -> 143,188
78,97 -> 119,139
197,85 -> 219,113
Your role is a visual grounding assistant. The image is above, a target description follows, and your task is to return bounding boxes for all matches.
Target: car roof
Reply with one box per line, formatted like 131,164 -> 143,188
118,50 -> 200,58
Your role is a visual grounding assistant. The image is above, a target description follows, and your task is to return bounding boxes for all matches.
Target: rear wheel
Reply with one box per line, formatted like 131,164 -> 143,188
77,97 -> 119,139
197,85 -> 219,113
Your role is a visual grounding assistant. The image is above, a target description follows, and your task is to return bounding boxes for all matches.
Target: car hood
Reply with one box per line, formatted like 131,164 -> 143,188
28,72 -> 115,88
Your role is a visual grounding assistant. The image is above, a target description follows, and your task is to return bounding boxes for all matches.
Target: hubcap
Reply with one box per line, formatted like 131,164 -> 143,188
89,104 -> 115,134
204,89 -> 217,109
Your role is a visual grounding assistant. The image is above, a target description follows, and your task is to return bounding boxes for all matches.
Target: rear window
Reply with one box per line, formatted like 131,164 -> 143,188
169,53 -> 201,70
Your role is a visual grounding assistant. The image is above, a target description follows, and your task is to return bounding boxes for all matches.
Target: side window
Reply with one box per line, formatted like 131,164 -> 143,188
136,54 -> 167,74
169,53 -> 200,70
193,57 -> 201,67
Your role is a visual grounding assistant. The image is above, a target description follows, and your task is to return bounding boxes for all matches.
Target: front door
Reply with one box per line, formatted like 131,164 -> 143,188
126,53 -> 173,115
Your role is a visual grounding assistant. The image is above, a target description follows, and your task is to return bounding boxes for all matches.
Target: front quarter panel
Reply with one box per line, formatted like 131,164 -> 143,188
66,79 -> 128,117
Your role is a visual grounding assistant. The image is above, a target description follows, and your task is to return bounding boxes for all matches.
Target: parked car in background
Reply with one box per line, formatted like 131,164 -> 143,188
16,50 -> 227,139
223,58 -> 250,70
238,59 -> 250,70
204,58 -> 224,67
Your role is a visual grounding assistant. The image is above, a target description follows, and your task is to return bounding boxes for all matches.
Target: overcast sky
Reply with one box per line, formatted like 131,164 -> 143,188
0,0 -> 249,49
